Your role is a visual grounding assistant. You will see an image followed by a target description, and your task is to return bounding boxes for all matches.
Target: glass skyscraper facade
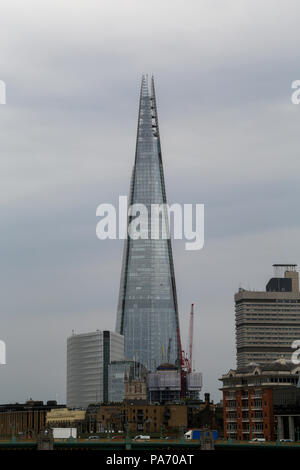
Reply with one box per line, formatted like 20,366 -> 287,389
116,76 -> 180,372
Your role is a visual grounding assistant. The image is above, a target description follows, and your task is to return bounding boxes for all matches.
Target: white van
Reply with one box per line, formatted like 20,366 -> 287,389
133,435 -> 150,441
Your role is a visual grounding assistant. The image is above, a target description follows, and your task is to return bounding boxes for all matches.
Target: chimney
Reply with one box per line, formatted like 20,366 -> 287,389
204,393 -> 210,406
285,270 -> 299,293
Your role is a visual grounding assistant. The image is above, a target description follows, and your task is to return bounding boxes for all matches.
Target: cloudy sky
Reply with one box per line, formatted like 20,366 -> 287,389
0,0 -> 300,403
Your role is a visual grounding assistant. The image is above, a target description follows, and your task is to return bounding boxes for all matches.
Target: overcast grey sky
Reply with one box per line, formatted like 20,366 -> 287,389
0,0 -> 300,403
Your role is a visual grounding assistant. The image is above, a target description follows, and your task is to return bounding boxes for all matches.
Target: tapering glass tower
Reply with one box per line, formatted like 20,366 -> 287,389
116,76 -> 180,372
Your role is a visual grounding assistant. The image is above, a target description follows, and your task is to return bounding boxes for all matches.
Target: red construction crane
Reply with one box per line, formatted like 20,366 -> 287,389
176,326 -> 186,397
177,303 -> 195,396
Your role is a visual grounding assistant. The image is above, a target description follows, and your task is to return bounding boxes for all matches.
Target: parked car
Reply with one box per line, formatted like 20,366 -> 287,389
133,435 -> 150,441
88,435 -> 100,440
250,438 -> 266,442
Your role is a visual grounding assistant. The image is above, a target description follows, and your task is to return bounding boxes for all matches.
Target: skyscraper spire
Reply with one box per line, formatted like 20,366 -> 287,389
116,76 -> 181,372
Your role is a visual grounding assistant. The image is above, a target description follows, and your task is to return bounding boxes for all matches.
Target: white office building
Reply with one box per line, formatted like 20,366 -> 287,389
67,330 -> 124,409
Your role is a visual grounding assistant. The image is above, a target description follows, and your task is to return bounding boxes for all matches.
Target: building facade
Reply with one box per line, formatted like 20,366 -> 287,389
46,408 -> 86,433
116,76 -> 180,372
108,360 -> 147,403
67,330 -> 124,408
273,387 -> 300,441
124,370 -> 147,404
235,264 -> 300,367
220,360 -> 300,441
186,372 -> 203,400
97,403 -> 187,434
147,364 -> 181,404
147,364 -> 202,404
0,400 -> 64,438
187,393 -> 224,437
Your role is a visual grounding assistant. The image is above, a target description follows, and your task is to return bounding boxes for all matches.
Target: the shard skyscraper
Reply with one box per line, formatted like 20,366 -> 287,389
116,76 -> 181,372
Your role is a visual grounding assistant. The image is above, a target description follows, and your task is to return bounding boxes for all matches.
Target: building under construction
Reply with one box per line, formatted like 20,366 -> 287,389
147,363 -> 202,404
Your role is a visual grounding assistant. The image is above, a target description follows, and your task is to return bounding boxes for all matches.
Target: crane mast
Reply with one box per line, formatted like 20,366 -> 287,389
188,303 -> 194,373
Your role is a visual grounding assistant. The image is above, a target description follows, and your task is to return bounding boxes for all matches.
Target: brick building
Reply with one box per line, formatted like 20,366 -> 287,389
220,359 -> 300,441
96,403 -> 187,434
187,393 -> 223,437
0,400 -> 64,438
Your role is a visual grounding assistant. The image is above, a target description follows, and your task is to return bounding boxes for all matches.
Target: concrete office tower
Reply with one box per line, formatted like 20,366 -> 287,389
67,331 -> 124,409
235,264 -> 300,368
116,76 -> 180,372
